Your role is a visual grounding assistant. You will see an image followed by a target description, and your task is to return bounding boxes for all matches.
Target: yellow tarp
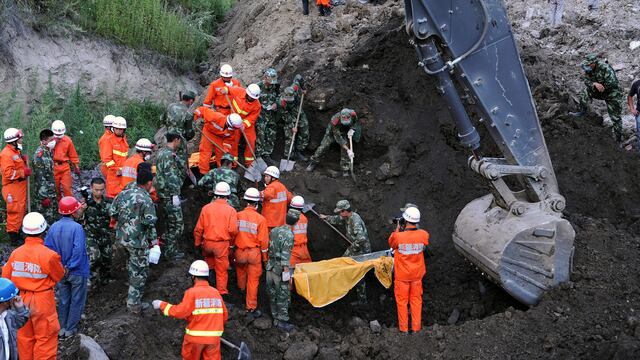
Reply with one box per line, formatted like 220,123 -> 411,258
188,152 -> 216,169
293,256 -> 394,308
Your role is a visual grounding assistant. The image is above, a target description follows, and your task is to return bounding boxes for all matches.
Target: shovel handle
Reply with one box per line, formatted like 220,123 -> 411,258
286,93 -> 305,162
309,208 -> 354,246
221,338 -> 240,351
194,125 -> 250,172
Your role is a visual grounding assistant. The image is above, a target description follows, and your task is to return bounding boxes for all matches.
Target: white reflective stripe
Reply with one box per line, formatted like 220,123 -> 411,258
238,220 -> 258,234
185,329 -> 223,337
11,271 -> 47,279
269,191 -> 287,203
163,304 -> 172,316
261,249 -> 268,253
292,223 -> 307,235
9,170 -> 16,180
121,166 -> 136,178
192,308 -> 224,315
397,243 -> 425,255
292,229 -> 307,235
212,123 -> 223,131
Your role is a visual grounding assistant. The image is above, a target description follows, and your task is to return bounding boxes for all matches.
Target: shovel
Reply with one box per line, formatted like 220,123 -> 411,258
224,94 -> 268,175
194,126 -> 261,182
280,93 -> 305,172
301,202 -> 353,246
221,338 -> 252,360
348,133 -> 356,183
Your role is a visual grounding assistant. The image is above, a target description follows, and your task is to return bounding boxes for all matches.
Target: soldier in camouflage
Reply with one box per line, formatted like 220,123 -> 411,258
32,129 -> 58,224
319,200 -> 371,304
110,169 -> 157,314
280,74 -> 309,161
163,90 -> 196,166
572,54 -> 624,142
197,153 -> 241,210
306,108 -> 362,176
82,177 -> 113,284
154,132 -> 185,260
256,68 -> 281,164
266,208 -> 299,332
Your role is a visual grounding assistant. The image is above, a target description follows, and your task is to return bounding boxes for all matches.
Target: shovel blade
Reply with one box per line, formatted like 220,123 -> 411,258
301,202 -> 315,214
243,167 -> 262,182
279,159 -> 295,172
238,342 -> 252,360
254,158 -> 268,173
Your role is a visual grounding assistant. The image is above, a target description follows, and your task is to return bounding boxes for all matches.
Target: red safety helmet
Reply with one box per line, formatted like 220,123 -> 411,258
59,196 -> 81,215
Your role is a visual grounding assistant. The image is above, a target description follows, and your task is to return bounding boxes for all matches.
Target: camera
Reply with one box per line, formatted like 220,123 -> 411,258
79,186 -> 90,201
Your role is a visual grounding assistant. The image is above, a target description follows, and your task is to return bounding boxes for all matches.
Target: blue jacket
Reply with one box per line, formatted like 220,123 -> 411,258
0,306 -> 30,360
45,217 -> 90,277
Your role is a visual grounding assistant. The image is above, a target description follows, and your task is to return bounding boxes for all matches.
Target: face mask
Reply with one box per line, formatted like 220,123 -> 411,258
55,135 -> 63,139
16,144 -> 23,151
144,154 -> 151,161
225,81 -> 233,87
46,141 -> 56,150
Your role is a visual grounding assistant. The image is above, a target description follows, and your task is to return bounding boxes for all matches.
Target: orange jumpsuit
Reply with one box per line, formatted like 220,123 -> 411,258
194,199 -> 238,295
261,180 -> 292,229
159,280 -> 228,360
2,236 -> 65,360
228,86 -> 261,166
317,0 -> 330,5
121,153 -> 144,188
234,206 -> 269,311
100,133 -> 128,198
195,106 -> 237,175
0,145 -> 28,234
97,130 -> 111,177
203,78 -> 242,115
290,213 -> 312,266
52,135 -> 79,198
388,226 -> 430,332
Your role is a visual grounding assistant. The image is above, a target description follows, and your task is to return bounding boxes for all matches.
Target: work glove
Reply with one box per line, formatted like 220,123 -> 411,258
152,300 -> 162,310
41,198 -> 52,208
194,109 -> 202,119
172,195 -> 181,207
73,164 -> 81,176
347,129 -> 355,138
23,167 -> 32,177
347,149 -> 354,160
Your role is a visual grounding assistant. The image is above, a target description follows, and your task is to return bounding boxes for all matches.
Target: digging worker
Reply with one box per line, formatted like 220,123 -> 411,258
280,75 -> 310,161
266,209 -> 299,332
33,129 -> 58,225
235,188 -> 269,317
256,68 -> 281,165
306,108 -> 362,177
193,182 -> 238,299
152,260 -> 228,360
229,83 -> 261,167
51,120 -> 80,199
121,138 -> 154,189
164,90 -> 196,167
261,166 -> 293,231
388,206 -> 430,334
198,153 -> 241,210
101,116 -> 129,198
193,108 -> 243,175
110,168 -> 157,314
319,199 -> 371,305
571,54 -> 624,142
83,177 -> 113,285
155,133 -> 186,260
98,115 -> 115,177
289,196 -> 312,266
203,64 -> 242,114
2,212 -> 65,360
1,128 -> 30,245
626,77 -> 640,152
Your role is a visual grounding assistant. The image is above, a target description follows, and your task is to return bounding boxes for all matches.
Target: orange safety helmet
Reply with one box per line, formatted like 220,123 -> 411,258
59,196 -> 81,215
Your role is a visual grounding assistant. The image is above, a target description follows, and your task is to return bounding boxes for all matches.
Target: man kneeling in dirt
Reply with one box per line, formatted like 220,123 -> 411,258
153,260 -> 228,360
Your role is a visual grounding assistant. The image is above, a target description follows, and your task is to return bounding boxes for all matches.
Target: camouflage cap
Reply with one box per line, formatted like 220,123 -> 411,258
264,68 -> 278,84
582,53 -> 598,66
221,153 -> 234,162
283,87 -> 295,101
400,203 -> 418,212
287,208 -> 300,221
334,199 -> 351,213
183,90 -> 196,100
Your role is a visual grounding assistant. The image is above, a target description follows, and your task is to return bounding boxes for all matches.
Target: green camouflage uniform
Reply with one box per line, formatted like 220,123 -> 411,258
281,80 -> 310,157
163,102 -> 195,166
310,109 -> 362,172
110,186 -> 157,308
579,56 -> 624,141
256,81 -> 281,157
154,146 -> 184,258
266,223 -> 295,323
197,166 -> 241,210
32,146 -> 58,224
326,210 -> 371,303
83,196 -> 113,282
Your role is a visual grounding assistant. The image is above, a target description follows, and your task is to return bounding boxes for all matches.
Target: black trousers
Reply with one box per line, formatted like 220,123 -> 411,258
302,0 -> 309,15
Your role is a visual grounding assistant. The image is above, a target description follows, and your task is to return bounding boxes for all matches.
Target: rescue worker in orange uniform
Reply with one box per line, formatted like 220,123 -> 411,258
194,182 -> 238,297
2,212 -> 65,360
121,138 -> 154,188
289,195 -> 312,266
203,64 -> 242,115
229,84 -> 261,166
51,120 -> 80,199
100,116 -> 129,198
234,188 -> 269,316
0,128 -> 30,245
388,206 -> 430,334
193,108 -> 243,175
260,166 -> 292,230
153,260 -> 228,360
98,115 -> 115,177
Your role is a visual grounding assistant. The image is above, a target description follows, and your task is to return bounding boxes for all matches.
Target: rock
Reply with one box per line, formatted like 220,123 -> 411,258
317,347 -> 341,360
470,303 -> 485,318
293,24 -> 312,43
284,341 -> 318,360
630,40 -> 640,50
349,316 -> 366,328
253,317 -> 272,330
530,30 -> 541,39
78,334 -> 109,360
308,327 -> 322,341
627,316 -> 639,329
369,320 -> 381,334
612,63 -> 626,71
505,311 -> 513,319
447,308 -> 460,325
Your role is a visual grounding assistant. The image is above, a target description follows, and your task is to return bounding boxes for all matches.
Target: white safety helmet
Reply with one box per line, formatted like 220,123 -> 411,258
51,120 -> 66,136
112,116 -> 127,129
244,187 -> 261,202
135,138 -> 154,152
188,260 -> 210,277
219,64 -> 234,78
214,181 -> 231,196
103,114 -> 116,127
3,128 -> 22,143
22,212 -> 48,235
402,207 -> 421,223
246,83 -> 261,100
264,166 -> 280,179
290,196 -> 304,210
226,113 -> 243,129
